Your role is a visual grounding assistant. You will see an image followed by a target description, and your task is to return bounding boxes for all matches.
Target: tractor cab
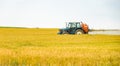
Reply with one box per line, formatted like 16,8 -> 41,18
66,22 -> 81,34
67,22 -> 81,28
58,22 -> 89,34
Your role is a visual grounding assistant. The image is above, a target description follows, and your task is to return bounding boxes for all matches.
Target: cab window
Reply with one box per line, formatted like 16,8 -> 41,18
77,23 -> 80,28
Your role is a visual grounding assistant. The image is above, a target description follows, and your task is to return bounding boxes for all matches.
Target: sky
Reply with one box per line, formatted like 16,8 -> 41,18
0,0 -> 120,29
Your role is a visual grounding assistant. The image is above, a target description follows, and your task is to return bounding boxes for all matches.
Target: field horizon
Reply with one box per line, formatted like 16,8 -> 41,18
0,28 -> 120,66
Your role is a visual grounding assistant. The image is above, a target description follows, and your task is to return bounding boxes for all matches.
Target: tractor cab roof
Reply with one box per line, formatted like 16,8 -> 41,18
67,22 -> 82,24
67,22 -> 81,23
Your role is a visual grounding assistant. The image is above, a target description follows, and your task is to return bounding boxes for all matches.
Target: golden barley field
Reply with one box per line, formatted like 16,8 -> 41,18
0,28 -> 120,66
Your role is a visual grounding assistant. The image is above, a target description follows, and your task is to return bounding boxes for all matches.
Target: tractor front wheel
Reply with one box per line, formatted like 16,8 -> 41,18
62,31 -> 69,34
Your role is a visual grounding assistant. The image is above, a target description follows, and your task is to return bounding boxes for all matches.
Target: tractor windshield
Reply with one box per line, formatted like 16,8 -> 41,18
67,23 -> 76,28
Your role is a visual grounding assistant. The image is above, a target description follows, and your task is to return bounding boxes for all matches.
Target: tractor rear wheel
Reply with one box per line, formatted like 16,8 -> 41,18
75,29 -> 84,35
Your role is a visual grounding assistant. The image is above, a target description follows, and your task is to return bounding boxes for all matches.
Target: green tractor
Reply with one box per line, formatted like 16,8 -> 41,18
58,22 -> 89,34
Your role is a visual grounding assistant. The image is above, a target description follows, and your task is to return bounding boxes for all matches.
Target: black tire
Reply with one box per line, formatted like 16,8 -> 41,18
75,29 -> 84,35
62,31 -> 69,34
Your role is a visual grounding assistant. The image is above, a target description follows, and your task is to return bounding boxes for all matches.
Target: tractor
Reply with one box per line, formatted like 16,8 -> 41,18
58,22 -> 89,34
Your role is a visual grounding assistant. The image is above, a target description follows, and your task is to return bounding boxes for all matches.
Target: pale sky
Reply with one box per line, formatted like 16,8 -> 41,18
0,0 -> 120,29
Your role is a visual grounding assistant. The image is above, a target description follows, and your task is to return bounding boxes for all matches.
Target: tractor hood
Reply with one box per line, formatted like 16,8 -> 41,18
58,28 -> 70,34
59,27 -> 69,31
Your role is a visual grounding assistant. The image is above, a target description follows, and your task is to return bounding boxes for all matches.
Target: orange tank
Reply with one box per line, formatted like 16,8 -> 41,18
81,23 -> 89,33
